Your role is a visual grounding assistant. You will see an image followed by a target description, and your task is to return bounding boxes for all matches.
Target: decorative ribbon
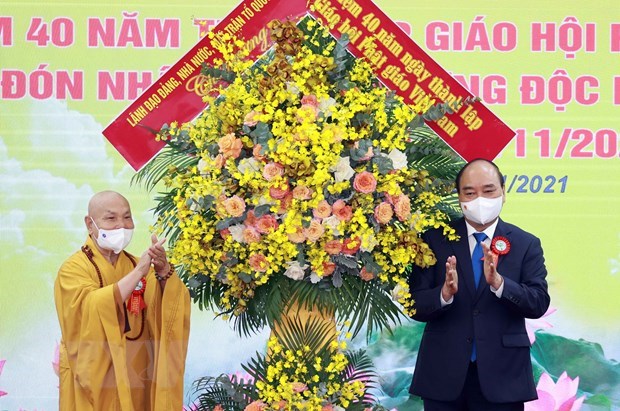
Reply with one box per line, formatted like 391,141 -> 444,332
129,278 -> 147,315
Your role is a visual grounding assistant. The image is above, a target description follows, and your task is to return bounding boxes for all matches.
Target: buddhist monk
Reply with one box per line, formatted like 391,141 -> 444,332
54,190 -> 190,410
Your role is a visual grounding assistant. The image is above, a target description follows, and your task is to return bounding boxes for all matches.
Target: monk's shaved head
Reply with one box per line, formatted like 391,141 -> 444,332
88,191 -> 130,217
85,191 -> 134,238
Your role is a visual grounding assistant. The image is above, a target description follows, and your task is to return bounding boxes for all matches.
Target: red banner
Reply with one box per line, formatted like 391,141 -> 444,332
102,0 -> 308,170
103,0 -> 515,170
308,0 -> 515,161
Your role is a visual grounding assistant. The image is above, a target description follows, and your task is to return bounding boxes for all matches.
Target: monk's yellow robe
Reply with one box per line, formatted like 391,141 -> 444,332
54,236 -> 191,411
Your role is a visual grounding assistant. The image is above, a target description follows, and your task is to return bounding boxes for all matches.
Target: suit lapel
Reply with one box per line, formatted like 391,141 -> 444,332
450,219 -> 477,298
452,218 -> 513,303
492,218 -> 512,270
472,218 -> 512,302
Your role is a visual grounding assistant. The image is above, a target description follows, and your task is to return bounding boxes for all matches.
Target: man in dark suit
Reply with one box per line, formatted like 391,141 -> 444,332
408,159 -> 550,410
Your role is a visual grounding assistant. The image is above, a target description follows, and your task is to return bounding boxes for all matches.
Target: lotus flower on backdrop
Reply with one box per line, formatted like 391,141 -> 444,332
52,342 -> 60,378
525,372 -> 585,411
0,358 -> 6,397
525,306 -> 557,344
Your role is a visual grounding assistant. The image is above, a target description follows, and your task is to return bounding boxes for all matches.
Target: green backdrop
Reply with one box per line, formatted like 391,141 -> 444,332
1,0 -> 619,409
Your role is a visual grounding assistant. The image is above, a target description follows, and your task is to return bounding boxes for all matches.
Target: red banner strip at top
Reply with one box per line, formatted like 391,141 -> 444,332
102,0 -> 308,171
104,0 -> 515,170
308,0 -> 515,161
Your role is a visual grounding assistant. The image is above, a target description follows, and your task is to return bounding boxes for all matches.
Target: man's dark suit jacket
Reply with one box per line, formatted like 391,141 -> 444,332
408,217 -> 550,403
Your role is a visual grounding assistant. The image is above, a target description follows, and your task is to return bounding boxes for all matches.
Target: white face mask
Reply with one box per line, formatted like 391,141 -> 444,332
460,196 -> 503,225
90,217 -> 133,254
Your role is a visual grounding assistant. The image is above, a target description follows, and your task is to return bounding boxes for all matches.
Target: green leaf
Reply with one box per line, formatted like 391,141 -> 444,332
531,332 -> 620,399
408,114 -> 424,129
332,271 -> 343,288
360,252 -> 382,275
253,204 -> 271,217
333,254 -> 358,269
238,273 -> 253,284
187,373 -> 256,410
250,121 -> 273,147
372,154 -> 394,175
584,394 -> 612,407
215,218 -> 234,231
350,138 -> 373,161
187,275 -> 206,289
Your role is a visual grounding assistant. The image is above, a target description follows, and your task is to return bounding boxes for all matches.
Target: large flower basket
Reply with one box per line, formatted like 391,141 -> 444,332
136,15 -> 465,411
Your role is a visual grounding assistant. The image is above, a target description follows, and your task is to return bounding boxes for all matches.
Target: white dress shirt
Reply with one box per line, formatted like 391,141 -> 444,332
440,218 -> 504,306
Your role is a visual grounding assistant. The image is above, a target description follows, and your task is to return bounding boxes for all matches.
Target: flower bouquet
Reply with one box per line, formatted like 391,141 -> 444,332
186,317 -> 382,411
136,15 -> 465,410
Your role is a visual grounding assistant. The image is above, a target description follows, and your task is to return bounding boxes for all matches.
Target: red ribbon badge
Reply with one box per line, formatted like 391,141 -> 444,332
491,236 -> 511,256
129,278 -> 147,315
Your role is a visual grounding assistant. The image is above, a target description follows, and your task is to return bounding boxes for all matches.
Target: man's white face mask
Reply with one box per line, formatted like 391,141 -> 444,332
460,196 -> 503,225
90,217 -> 133,254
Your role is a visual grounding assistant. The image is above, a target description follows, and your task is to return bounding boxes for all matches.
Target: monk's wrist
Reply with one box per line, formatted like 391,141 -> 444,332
155,265 -> 173,281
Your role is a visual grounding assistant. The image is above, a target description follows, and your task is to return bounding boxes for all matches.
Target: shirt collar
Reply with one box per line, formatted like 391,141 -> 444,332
465,218 -> 499,240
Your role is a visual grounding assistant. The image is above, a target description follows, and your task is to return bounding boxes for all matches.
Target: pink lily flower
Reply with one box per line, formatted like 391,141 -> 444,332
525,371 -> 585,411
52,342 -> 60,377
525,306 -> 557,344
182,401 -> 199,411
0,359 -> 7,397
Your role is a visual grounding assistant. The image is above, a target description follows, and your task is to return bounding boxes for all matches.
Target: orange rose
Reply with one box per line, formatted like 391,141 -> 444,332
218,132 -> 243,159
255,214 -> 279,234
244,110 -> 261,127
215,194 -> 228,217
219,228 -> 231,239
384,192 -> 396,205
277,192 -> 294,214
224,195 -> 246,217
248,253 -> 268,272
242,226 -> 261,243
214,153 -> 226,169
288,226 -> 306,243
291,382 -> 308,393
263,162 -> 284,181
245,209 -> 257,226
332,199 -> 352,221
324,240 -> 342,255
323,261 -> 336,276
297,95 -> 319,122
313,200 -> 332,219
342,237 -> 361,255
269,182 -> 290,199
301,94 -> 318,107
374,201 -> 393,224
245,400 -> 267,411
394,194 -> 411,222
253,144 -> 267,161
359,267 -> 374,281
292,184 -> 313,200
353,171 -> 377,194
304,219 -> 325,242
